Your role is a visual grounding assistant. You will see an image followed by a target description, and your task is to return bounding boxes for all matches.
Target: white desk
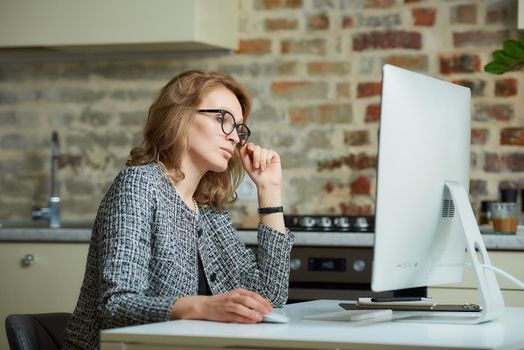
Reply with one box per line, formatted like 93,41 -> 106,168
100,300 -> 524,350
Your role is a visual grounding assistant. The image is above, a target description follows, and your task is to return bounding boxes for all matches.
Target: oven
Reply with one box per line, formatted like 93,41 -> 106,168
283,215 -> 425,303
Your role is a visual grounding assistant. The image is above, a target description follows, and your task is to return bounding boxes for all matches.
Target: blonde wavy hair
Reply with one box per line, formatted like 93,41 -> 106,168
127,70 -> 252,211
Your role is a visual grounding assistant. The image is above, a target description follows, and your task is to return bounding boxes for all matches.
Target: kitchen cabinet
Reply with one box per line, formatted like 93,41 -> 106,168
0,242 -> 88,350
0,0 -> 238,55
428,251 -> 524,307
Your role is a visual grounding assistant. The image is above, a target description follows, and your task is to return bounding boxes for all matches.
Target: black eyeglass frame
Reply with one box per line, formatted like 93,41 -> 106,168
197,109 -> 251,146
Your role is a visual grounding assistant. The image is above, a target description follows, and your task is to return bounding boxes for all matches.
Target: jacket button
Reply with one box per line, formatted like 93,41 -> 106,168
210,273 -> 216,283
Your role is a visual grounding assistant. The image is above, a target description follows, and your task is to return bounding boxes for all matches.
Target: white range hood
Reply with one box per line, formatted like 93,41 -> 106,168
0,0 -> 238,55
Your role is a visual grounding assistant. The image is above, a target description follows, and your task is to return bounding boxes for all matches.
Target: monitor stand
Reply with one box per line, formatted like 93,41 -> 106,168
397,181 -> 505,324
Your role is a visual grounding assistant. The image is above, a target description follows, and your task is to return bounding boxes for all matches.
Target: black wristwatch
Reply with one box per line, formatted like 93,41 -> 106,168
258,206 -> 284,214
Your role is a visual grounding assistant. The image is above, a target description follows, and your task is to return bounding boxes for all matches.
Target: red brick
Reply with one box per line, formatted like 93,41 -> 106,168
469,179 -> 488,196
385,55 -> 428,70
351,176 -> 371,195
495,78 -> 517,97
236,39 -> 271,55
342,16 -> 354,28
474,103 -> 514,122
336,83 -> 350,99
451,79 -> 486,97
344,130 -> 369,146
364,0 -> 395,8
58,154 -> 83,169
505,153 -> 524,172
272,81 -> 328,99
365,103 -> 381,122
339,202 -> 373,216
308,13 -> 329,30
324,181 -> 334,193
412,8 -> 436,26
501,128 -> 524,146
357,82 -> 381,98
453,30 -> 510,48
498,180 -> 521,191
281,38 -> 326,55
484,153 -> 524,172
440,54 -> 480,74
484,153 -> 502,172
486,1 -> 514,24
317,153 -> 377,171
317,104 -> 352,123
289,106 -> 313,125
471,128 -> 489,145
347,153 -> 376,170
450,4 -> 477,24
353,31 -> 422,51
255,0 -> 302,9
273,61 -> 299,75
307,62 -> 350,75
265,18 -> 298,31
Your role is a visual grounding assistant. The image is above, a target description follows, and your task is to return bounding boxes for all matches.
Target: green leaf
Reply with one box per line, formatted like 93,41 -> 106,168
502,40 -> 524,59
484,61 -> 510,74
520,33 -> 524,47
492,50 -> 521,66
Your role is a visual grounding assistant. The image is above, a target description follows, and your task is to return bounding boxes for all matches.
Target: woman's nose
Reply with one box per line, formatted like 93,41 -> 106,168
226,128 -> 240,144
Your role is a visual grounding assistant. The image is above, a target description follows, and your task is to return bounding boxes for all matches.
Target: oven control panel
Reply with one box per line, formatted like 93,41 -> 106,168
289,246 -> 372,284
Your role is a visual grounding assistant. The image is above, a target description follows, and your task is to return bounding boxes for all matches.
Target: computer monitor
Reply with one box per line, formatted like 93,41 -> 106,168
371,64 -> 504,324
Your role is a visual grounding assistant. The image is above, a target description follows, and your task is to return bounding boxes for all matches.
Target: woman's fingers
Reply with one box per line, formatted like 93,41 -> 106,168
172,290 -> 273,324
233,288 -> 272,313
242,143 -> 277,172
217,288 -> 273,323
252,144 -> 261,169
259,148 -> 268,171
225,300 -> 263,323
266,150 -> 275,170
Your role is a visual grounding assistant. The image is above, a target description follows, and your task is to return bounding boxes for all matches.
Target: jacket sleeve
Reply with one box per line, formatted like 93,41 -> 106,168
205,212 -> 294,307
96,167 -> 177,329
253,223 -> 294,306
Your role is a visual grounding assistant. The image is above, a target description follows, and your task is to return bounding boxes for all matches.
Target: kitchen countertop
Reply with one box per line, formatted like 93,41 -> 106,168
1,225 -> 523,250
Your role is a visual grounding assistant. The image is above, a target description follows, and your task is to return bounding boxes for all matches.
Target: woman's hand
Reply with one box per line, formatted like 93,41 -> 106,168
171,288 -> 273,323
239,142 -> 286,234
239,143 -> 281,189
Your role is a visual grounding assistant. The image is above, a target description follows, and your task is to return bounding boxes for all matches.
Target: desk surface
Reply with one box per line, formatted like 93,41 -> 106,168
101,300 -> 524,350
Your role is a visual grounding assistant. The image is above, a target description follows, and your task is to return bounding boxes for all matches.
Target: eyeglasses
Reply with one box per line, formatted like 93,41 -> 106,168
197,109 -> 251,146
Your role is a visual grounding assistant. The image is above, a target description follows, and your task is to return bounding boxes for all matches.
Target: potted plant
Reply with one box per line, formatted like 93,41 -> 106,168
484,34 -> 524,74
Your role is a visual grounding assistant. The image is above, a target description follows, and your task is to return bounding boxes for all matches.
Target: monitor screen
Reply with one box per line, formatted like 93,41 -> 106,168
371,64 -> 471,292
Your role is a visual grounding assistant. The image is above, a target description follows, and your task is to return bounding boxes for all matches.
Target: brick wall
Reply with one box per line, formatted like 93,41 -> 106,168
0,0 -> 522,226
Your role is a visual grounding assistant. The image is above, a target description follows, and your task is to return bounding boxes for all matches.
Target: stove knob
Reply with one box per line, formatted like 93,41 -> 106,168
334,217 -> 350,229
290,258 -> 302,271
353,259 -> 366,272
319,216 -> 332,229
300,216 -> 316,229
354,217 -> 369,230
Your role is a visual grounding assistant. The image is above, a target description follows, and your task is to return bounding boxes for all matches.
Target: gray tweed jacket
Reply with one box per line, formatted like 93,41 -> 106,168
63,163 -> 294,350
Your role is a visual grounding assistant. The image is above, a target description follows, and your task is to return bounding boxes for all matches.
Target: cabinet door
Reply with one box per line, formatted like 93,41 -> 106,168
428,251 -> 524,307
0,242 -> 88,350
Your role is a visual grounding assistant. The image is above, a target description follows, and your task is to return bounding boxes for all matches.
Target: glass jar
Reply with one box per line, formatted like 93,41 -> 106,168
491,202 -> 518,235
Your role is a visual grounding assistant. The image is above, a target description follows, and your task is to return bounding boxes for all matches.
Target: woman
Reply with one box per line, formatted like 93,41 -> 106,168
64,70 -> 294,349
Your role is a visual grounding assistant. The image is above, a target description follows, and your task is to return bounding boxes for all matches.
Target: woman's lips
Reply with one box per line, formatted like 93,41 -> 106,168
221,147 -> 234,158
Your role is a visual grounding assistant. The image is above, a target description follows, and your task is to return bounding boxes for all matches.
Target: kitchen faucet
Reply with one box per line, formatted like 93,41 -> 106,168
32,131 -> 61,228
